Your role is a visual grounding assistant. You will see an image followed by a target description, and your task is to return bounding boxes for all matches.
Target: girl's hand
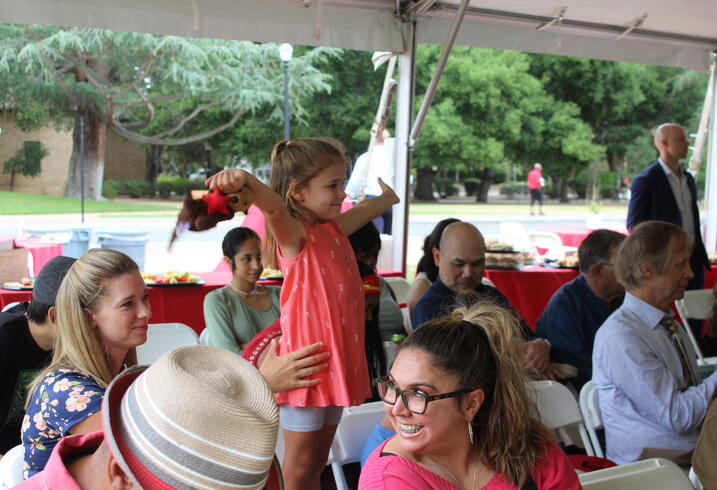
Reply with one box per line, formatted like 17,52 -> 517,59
205,169 -> 247,194
258,339 -> 329,393
378,178 -> 400,205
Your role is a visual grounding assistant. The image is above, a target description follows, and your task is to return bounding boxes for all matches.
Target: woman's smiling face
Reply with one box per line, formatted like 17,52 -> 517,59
385,347 -> 473,457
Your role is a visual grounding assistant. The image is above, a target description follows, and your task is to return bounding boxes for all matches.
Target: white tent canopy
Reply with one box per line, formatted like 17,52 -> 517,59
2,0 -> 716,265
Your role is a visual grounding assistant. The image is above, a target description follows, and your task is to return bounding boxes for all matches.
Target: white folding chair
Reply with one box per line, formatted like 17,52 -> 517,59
675,289 -> 716,366
528,230 -> 563,252
579,381 -> 604,458
136,323 -> 199,364
327,401 -> 386,490
400,306 -> 412,334
579,458 -> 694,490
498,221 -> 531,251
0,445 -> 24,489
1,302 -> 22,313
529,380 -> 595,456
689,467 -> 704,490
199,328 -> 210,346
384,277 -> 410,305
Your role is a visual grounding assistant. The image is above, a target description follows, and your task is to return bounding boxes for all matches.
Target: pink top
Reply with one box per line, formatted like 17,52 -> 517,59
274,221 -> 370,407
359,438 -> 581,490
527,169 -> 543,190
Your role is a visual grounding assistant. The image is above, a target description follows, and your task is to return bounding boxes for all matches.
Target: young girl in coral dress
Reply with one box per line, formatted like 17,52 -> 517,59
206,137 -> 398,490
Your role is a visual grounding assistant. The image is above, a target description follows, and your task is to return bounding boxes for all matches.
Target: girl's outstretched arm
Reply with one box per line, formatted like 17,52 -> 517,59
337,178 -> 399,236
206,170 -> 305,258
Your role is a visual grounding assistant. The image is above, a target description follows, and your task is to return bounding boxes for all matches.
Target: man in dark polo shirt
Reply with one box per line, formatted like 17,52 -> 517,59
0,256 -> 75,453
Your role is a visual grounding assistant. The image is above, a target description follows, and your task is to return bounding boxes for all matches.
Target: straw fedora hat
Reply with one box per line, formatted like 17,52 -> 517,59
102,345 -> 279,489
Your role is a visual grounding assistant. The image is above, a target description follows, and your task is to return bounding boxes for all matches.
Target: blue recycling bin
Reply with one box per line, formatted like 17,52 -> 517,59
96,230 -> 150,271
25,224 -> 93,259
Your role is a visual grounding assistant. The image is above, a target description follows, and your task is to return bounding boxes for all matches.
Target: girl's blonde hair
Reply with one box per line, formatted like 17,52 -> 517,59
264,137 -> 347,268
402,301 -> 555,486
26,248 -> 140,406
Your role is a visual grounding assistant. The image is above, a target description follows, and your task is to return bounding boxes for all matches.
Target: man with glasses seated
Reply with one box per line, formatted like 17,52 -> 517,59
537,229 -> 626,389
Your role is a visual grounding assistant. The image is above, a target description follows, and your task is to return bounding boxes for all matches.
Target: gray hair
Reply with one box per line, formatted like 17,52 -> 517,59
615,221 -> 691,290
578,229 -> 626,274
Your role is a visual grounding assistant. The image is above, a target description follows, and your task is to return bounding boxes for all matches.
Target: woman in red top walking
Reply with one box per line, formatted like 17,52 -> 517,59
206,137 -> 398,490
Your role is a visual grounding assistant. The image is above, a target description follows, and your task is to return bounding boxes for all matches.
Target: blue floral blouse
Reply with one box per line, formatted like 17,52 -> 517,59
21,369 -> 104,478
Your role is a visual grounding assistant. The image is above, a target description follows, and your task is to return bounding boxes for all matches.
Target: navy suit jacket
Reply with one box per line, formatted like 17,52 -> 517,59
627,160 -> 709,269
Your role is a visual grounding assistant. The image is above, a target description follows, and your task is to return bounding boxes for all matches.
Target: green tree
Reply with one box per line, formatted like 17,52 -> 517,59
0,24 -> 336,198
2,141 -> 47,190
412,46 -> 600,201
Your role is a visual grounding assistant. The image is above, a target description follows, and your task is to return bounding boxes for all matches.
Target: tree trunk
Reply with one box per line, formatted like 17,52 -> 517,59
64,111 -> 107,200
557,177 -> 570,203
607,152 -> 624,172
145,144 -> 164,185
414,167 -> 435,201
475,168 -> 494,202
8,169 -> 15,191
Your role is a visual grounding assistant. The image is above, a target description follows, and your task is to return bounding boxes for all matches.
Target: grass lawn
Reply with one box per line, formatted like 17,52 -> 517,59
409,202 -> 628,216
0,191 -> 181,215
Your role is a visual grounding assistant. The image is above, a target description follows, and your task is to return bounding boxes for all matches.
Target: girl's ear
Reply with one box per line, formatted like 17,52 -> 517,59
84,308 -> 98,328
289,182 -> 304,202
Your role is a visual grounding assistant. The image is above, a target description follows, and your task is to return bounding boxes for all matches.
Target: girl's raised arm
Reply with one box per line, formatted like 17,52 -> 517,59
337,178 -> 399,236
206,170 -> 304,257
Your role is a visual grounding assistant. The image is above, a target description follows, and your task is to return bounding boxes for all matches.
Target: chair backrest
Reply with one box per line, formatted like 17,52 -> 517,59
529,380 -> 595,456
528,231 -> 563,252
329,401 -> 386,465
498,221 -> 530,251
579,458 -> 694,490
136,323 -> 200,364
199,328 -> 210,346
675,289 -> 715,363
384,277 -> 410,305
579,381 -> 604,458
0,445 -> 24,488
400,306 -> 412,334
1,302 -> 21,313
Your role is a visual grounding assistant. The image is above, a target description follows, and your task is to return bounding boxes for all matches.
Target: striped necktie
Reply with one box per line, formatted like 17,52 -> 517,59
661,317 -> 698,389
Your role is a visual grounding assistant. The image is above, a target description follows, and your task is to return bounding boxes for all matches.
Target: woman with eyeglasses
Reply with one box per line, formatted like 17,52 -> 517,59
359,303 -> 580,490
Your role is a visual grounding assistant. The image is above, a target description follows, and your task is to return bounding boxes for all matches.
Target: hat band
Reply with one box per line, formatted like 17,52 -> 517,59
121,382 -> 270,488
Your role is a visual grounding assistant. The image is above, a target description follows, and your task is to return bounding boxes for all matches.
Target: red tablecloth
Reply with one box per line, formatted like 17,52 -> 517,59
13,238 -> 64,276
536,225 -> 628,248
485,265 -> 580,330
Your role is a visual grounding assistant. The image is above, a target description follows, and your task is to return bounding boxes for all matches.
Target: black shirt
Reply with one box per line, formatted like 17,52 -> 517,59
0,302 -> 52,453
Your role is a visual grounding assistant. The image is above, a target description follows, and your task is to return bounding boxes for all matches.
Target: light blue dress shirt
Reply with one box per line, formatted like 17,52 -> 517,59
592,292 -> 717,464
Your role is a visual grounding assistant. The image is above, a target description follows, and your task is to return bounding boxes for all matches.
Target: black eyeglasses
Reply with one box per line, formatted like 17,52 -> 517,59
376,376 -> 475,415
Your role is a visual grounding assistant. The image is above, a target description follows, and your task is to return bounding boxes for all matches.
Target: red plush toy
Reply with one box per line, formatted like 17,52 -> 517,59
169,188 -> 254,248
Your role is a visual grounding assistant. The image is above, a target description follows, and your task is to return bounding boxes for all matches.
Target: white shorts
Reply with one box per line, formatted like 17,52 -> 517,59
279,404 -> 344,432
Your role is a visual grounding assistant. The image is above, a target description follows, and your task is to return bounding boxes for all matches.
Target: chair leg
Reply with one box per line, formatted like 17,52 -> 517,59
331,462 -> 349,490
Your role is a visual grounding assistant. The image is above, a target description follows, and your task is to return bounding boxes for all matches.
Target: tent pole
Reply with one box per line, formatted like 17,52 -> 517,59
409,0 -> 470,145
392,20 -> 416,275
688,55 -> 715,176
704,52 -> 717,253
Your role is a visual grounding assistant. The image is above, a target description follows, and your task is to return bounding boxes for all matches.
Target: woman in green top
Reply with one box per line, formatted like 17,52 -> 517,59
203,227 -> 281,354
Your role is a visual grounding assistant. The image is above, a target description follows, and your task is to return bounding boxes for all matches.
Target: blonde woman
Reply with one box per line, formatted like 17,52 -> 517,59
360,303 -> 579,489
21,249 -> 150,478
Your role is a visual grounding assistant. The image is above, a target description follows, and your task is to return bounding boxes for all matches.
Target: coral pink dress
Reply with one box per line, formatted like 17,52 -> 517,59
275,221 -> 371,408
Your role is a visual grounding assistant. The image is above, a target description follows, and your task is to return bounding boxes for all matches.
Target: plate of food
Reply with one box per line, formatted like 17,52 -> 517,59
486,252 -> 523,270
141,271 -> 205,286
485,239 -> 515,253
709,251 -> 717,265
543,255 -> 580,269
3,277 -> 34,290
259,268 -> 283,280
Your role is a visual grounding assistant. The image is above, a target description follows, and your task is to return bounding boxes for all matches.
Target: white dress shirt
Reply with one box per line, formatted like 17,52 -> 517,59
657,158 -> 695,240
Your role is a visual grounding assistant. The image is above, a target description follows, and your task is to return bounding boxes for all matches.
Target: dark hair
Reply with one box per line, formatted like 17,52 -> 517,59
416,218 -> 461,281
222,227 -> 260,270
348,222 -> 381,257
25,301 -> 52,324
357,259 -> 387,400
401,302 -> 554,486
578,229 -> 626,274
